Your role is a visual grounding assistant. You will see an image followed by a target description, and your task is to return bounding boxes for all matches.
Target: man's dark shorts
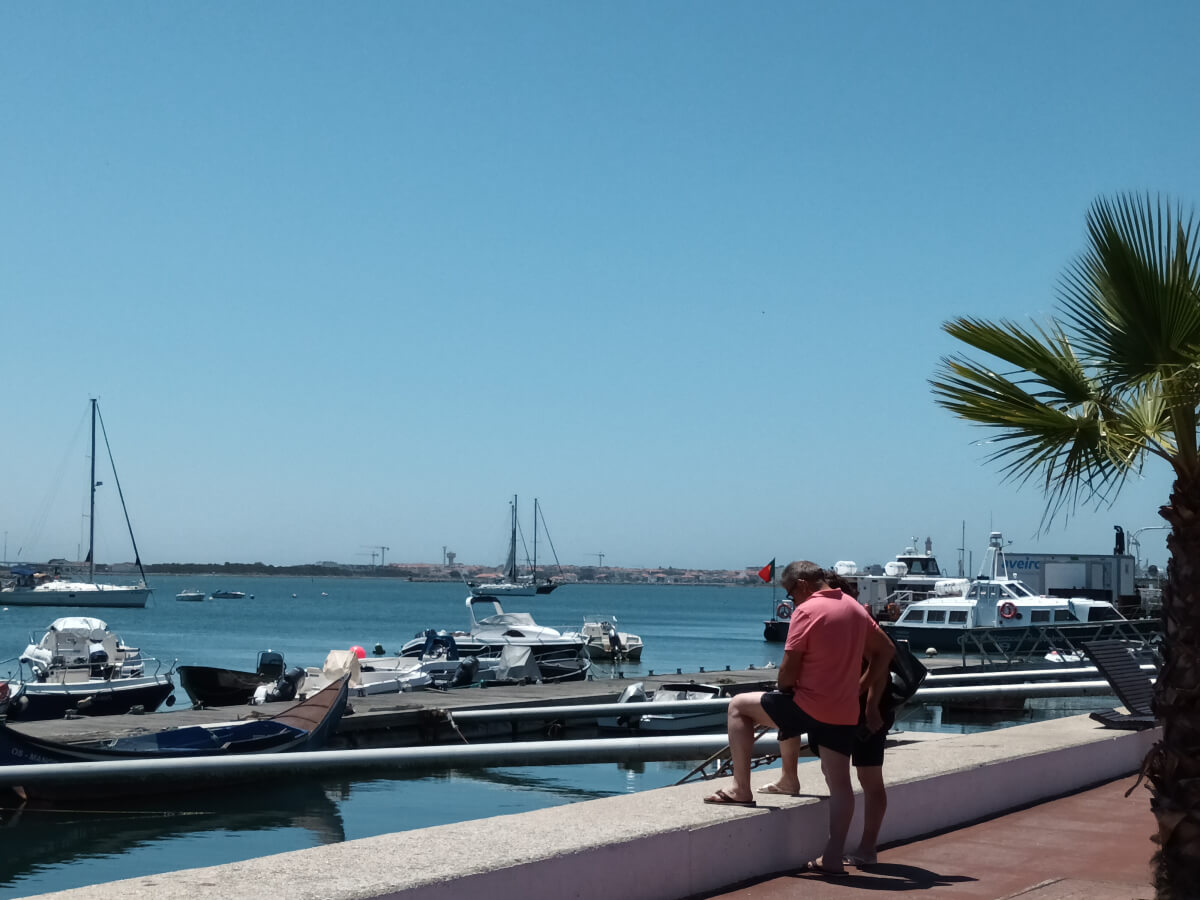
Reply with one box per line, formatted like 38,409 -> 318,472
760,690 -> 856,758
833,709 -> 896,767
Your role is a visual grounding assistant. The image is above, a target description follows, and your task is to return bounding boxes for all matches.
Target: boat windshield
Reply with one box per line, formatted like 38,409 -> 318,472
478,612 -> 537,627
1000,581 -> 1036,598
899,557 -> 940,576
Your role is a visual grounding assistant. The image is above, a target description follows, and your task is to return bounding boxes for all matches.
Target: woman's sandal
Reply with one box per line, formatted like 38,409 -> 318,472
702,789 -> 757,807
802,860 -> 849,877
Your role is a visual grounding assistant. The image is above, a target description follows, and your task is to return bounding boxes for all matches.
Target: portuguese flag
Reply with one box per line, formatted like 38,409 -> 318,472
757,558 -> 775,584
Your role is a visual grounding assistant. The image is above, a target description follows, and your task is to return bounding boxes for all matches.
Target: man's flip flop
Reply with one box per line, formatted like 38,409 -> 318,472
802,861 -> 848,877
757,783 -> 800,796
703,789 -> 756,807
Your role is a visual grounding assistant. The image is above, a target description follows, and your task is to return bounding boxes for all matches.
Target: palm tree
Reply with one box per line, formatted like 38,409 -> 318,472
930,193 -> 1200,899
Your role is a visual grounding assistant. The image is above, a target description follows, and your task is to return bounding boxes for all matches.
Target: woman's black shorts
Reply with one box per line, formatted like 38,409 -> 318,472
759,690 -> 856,758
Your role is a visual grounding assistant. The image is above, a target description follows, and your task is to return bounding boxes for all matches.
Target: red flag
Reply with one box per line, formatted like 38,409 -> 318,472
757,558 -> 775,584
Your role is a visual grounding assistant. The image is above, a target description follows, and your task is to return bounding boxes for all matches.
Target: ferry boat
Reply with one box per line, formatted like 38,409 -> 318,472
880,532 -> 1147,654
764,539 -> 950,642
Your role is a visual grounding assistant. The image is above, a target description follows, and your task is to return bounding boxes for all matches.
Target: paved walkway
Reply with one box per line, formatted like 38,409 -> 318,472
694,775 -> 1155,899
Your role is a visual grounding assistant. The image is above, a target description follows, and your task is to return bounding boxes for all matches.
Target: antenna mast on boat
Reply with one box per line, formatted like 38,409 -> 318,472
87,398 -> 97,583
93,400 -> 149,586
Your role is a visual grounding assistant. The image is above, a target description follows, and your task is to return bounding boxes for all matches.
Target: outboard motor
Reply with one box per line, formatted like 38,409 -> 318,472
449,656 -> 480,688
263,666 -> 305,703
88,641 -> 110,678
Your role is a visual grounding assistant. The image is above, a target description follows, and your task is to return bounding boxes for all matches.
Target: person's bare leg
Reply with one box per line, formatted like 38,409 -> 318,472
707,692 -> 774,802
816,747 -> 854,872
762,736 -> 803,794
847,764 -> 886,863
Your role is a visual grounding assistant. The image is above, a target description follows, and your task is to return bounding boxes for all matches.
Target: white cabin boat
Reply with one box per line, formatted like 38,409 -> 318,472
398,595 -> 590,683
881,532 -> 1132,653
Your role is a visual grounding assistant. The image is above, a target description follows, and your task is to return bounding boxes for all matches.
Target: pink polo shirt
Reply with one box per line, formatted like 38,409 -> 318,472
784,588 -> 880,725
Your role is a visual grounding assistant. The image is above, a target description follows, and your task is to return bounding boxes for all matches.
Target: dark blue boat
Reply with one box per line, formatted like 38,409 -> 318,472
0,675 -> 348,767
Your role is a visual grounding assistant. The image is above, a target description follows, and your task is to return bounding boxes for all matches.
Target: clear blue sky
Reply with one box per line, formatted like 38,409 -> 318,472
2,2 -> 1193,572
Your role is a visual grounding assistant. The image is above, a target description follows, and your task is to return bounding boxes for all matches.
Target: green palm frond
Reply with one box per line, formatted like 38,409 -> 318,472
1059,193 -> 1200,385
941,317 -> 1095,408
933,194 -> 1200,524
932,350 -> 1140,518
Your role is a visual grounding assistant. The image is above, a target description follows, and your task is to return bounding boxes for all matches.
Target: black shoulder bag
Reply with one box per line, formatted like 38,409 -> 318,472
882,636 -> 928,714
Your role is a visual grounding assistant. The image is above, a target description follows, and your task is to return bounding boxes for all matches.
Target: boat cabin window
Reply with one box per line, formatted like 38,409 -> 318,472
1007,582 -> 1036,597
1029,610 -> 1051,623
948,610 -> 968,624
901,557 -> 940,576
985,584 -> 1002,603
925,610 -> 946,623
1087,605 -> 1124,622
900,609 -> 925,623
1053,609 -> 1075,622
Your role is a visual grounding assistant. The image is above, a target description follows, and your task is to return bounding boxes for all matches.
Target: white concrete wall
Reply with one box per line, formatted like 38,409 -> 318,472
21,716 -> 1158,900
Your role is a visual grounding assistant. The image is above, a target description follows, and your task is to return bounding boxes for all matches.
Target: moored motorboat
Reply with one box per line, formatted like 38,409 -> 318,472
210,590 -> 246,600
2,617 -> 175,720
881,532 -> 1157,654
566,616 -> 643,661
175,590 -> 205,602
178,650 -> 288,708
399,595 -> 590,683
303,645 -> 503,697
597,682 -> 729,733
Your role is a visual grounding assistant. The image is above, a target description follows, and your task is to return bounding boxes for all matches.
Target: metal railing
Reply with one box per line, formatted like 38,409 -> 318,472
956,619 -> 1160,666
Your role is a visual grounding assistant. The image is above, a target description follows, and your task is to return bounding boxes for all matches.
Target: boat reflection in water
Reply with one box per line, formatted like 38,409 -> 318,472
0,780 -> 346,889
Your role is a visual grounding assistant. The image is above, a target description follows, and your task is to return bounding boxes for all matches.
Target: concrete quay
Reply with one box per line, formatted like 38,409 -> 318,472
14,714 -> 1157,900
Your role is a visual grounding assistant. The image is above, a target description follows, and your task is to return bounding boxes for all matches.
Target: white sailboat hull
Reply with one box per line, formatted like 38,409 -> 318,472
0,583 -> 150,609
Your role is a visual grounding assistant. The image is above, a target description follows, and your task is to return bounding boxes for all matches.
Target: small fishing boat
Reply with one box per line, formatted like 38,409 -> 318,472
0,676 -> 350,800
178,650 -> 288,708
175,590 -> 205,602
210,590 -> 246,600
597,682 -> 729,733
568,616 -> 643,661
3,617 -> 175,721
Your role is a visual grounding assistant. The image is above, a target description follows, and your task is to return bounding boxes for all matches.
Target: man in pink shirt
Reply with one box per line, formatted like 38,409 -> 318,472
704,560 -> 893,877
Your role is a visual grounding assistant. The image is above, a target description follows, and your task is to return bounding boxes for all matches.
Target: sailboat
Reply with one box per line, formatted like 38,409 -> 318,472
467,495 -> 561,597
0,399 -> 151,608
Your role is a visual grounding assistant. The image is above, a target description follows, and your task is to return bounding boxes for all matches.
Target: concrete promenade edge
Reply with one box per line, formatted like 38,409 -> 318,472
16,715 -> 1159,900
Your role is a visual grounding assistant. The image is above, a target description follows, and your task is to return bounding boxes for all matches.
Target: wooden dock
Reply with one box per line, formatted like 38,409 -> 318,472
5,668 -> 780,748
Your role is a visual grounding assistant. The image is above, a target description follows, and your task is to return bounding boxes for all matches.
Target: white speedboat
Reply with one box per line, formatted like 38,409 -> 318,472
303,646 -> 505,697
597,682 -> 728,733
566,616 -> 643,661
881,532 -> 1153,653
399,595 -> 591,683
3,617 -> 175,720
176,590 -> 206,602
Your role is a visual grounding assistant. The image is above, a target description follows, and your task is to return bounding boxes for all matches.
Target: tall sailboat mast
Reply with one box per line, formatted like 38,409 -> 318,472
87,398 -> 97,583
532,498 -> 539,578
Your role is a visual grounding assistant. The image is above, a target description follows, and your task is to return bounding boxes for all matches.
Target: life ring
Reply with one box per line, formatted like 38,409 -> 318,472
999,601 -> 1018,620
776,603 -> 792,621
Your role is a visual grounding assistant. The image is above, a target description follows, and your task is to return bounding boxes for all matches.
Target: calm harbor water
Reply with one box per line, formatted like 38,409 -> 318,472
0,577 -> 1108,898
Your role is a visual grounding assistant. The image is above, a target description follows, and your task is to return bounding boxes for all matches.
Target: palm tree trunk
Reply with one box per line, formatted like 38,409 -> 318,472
1150,479 -> 1200,898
